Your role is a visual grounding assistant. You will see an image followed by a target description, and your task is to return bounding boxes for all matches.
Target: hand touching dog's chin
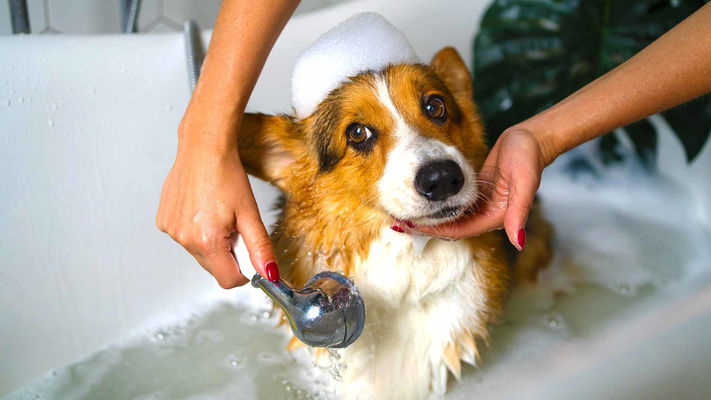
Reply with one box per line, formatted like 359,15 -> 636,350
384,199 -> 477,228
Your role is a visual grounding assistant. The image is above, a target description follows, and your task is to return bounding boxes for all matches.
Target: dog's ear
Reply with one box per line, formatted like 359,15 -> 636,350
430,47 -> 473,101
238,113 -> 303,191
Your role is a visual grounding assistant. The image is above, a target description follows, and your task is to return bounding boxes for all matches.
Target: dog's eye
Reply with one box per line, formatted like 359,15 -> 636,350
346,123 -> 372,145
423,95 -> 446,121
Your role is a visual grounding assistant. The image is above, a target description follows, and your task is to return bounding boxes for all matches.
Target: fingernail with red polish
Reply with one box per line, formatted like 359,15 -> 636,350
404,220 -> 415,229
391,224 -> 405,233
517,228 -> 526,251
265,261 -> 280,282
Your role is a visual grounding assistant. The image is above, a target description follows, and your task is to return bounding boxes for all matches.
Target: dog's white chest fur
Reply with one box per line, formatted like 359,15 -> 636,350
334,228 -> 487,399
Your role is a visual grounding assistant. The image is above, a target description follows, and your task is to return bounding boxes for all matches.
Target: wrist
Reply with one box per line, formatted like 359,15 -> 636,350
505,120 -> 561,167
178,78 -> 251,148
178,106 -> 242,151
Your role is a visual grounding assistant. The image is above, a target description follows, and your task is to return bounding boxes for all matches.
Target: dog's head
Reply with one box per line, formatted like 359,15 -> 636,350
239,47 -> 488,227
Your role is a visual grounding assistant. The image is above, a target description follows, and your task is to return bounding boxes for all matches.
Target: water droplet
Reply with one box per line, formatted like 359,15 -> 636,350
227,355 -> 243,369
262,311 -> 271,319
154,331 -> 167,341
48,118 -> 55,127
615,284 -> 631,296
257,352 -> 277,363
542,312 -> 566,331
499,97 -> 512,111
249,314 -> 258,323
327,348 -> 340,360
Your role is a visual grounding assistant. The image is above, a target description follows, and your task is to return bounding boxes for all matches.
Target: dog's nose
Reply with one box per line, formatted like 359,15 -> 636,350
414,160 -> 464,201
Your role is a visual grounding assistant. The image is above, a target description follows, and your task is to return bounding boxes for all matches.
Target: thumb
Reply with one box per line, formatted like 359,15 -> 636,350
238,205 -> 279,282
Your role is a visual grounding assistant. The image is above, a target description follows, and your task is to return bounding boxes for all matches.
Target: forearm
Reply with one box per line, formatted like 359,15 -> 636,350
519,3 -> 711,165
181,0 -> 299,147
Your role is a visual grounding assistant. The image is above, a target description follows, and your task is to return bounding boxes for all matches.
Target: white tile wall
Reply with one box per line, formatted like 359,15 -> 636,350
27,0 -> 49,33
162,0 -> 221,29
49,0 -> 121,33
1,0 -> 351,35
0,0 -> 10,34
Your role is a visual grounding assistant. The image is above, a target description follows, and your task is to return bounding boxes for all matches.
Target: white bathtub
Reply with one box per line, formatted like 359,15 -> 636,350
1,1 -> 710,398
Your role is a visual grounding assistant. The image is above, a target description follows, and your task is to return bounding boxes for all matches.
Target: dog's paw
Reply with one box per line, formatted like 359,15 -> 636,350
432,328 -> 483,394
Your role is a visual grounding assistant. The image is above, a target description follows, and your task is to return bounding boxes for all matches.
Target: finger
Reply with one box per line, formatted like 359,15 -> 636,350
201,248 -> 249,289
502,168 -> 540,250
414,204 -> 505,239
238,204 -> 279,282
182,232 -> 248,289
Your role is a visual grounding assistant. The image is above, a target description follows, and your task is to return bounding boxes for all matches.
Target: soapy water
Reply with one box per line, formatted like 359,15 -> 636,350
7,297 -> 336,400
8,146 -> 711,399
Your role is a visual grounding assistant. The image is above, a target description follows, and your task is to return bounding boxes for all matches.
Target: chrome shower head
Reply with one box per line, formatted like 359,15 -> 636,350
251,271 -> 366,348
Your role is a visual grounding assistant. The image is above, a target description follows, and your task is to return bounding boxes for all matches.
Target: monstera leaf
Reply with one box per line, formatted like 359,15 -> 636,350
473,0 -> 710,168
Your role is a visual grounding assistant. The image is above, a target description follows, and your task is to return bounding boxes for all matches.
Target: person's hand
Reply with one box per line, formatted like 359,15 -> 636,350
414,127 -> 551,250
156,124 -> 279,288
413,4 -> 711,247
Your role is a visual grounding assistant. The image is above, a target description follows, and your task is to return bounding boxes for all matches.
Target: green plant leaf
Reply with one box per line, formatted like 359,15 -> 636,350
662,94 -> 711,161
624,118 -> 657,168
473,0 -> 710,168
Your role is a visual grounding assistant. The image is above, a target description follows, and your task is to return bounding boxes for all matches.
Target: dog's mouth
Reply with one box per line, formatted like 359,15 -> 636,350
391,201 -> 476,228
424,205 -> 462,220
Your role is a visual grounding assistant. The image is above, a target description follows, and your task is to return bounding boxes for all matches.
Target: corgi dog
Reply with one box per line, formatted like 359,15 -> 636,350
238,47 -> 552,399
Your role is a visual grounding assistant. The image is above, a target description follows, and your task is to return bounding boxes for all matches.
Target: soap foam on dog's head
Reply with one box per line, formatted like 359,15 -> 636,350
292,12 -> 420,119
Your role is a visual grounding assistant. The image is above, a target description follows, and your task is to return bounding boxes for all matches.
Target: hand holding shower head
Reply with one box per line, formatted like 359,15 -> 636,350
251,271 -> 365,348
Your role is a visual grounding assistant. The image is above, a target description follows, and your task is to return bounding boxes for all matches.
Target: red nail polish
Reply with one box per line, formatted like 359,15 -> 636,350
390,224 -> 405,233
517,228 -> 526,250
265,261 -> 280,282
404,220 -> 415,229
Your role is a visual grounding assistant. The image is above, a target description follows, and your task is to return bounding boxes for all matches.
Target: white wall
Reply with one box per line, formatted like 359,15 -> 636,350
0,0 -> 490,394
0,0 -> 353,35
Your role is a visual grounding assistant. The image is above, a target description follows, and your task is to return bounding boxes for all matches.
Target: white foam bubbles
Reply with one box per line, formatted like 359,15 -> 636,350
291,12 -> 420,119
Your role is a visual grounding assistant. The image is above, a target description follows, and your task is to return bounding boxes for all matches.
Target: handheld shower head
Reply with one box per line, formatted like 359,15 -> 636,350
252,271 -> 366,348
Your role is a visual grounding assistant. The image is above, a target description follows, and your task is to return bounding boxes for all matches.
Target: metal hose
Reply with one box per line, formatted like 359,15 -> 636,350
120,0 -> 142,33
183,20 -> 205,91
8,0 -> 30,34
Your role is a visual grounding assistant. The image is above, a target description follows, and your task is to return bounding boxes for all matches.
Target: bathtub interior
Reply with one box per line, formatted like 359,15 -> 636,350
1,0 -> 710,399
6,145 -> 711,399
